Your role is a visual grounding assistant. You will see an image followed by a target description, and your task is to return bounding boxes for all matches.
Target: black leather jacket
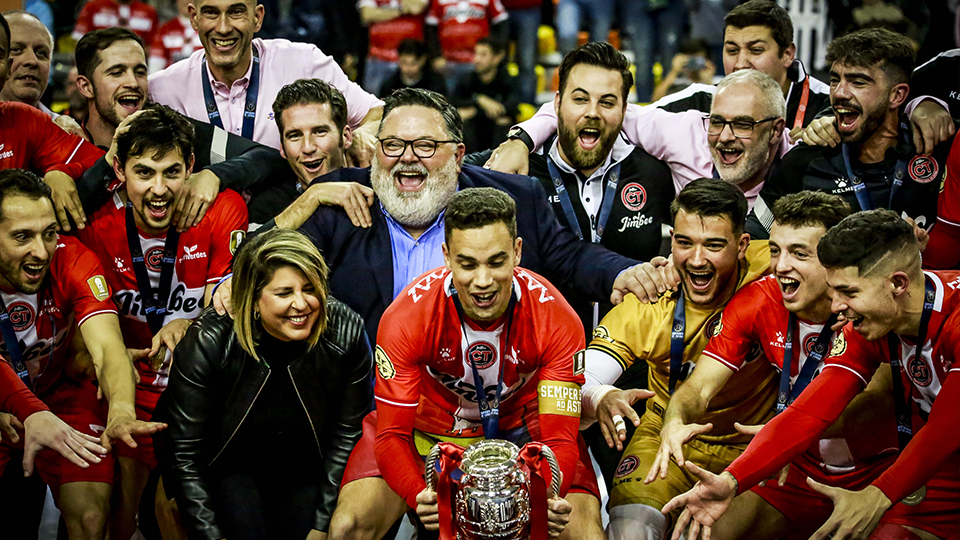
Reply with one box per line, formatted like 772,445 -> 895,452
155,300 -> 373,539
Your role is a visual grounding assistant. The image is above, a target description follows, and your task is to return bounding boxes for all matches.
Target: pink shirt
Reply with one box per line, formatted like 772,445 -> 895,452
518,102 -> 795,210
149,38 -> 383,150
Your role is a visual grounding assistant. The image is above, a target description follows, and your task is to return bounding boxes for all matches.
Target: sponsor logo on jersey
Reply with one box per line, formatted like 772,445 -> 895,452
408,269 -> 446,303
114,283 -> 202,318
707,313 -> 723,338
829,332 -> 846,357
516,269 -> 555,303
87,275 -> 110,301
906,354 -> 932,387
803,332 -> 826,356
467,341 -> 497,369
617,213 -> 654,232
7,301 -> 34,331
229,230 -> 246,255
181,244 -> 207,262
621,183 -> 647,211
573,349 -> 585,376
538,380 -> 581,416
0,144 -> 13,160
375,345 -> 396,380
615,455 -> 640,478
908,156 -> 939,183
145,246 -> 165,272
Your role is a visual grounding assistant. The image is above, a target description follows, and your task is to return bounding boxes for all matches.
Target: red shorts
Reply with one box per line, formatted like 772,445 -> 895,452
113,387 -> 160,469
0,380 -> 114,487
341,411 -> 601,499
879,465 -> 960,539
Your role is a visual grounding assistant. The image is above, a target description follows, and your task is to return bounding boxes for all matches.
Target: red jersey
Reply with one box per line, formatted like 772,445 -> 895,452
924,134 -> 960,268
149,16 -> 201,70
0,237 -> 117,398
73,0 -> 159,46
0,102 -> 103,179
0,361 -> 47,422
76,190 -> 247,393
728,271 -> 960,505
374,267 -> 585,506
426,0 -> 508,63
358,0 -> 426,62
704,275 -> 894,487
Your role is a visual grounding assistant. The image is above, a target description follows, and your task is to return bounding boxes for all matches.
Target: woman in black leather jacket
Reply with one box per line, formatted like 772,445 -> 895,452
156,228 -> 373,540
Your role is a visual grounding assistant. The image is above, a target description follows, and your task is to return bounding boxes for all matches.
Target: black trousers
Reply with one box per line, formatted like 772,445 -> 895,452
212,472 -> 320,540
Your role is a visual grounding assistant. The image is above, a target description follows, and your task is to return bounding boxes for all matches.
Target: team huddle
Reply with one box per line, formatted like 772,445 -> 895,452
0,0 -> 957,540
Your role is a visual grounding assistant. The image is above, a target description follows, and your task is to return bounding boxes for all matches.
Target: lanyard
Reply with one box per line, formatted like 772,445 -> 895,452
668,291 -> 688,394
0,294 -> 56,391
887,278 -> 935,451
451,287 -> 517,440
791,77 -> 811,131
776,313 -> 837,413
546,157 -> 621,242
200,46 -> 261,140
125,203 -> 180,334
840,120 -> 911,212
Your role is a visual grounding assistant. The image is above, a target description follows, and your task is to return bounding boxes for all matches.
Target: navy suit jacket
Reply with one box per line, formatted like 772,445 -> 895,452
265,165 -> 638,345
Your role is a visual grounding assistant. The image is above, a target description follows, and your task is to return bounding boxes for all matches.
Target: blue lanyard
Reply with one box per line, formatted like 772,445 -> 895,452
451,287 -> 517,440
200,46 -> 261,140
776,313 -> 837,414
887,278 -> 934,451
0,294 -> 56,391
546,157 -> 621,242
668,291 -> 689,394
125,203 -> 180,334
840,120 -> 910,212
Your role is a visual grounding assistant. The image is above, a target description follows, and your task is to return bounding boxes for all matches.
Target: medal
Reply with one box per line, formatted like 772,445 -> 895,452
150,346 -> 167,372
902,485 -> 926,506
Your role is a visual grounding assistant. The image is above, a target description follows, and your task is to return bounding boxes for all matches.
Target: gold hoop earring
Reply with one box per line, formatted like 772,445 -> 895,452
254,311 -> 260,320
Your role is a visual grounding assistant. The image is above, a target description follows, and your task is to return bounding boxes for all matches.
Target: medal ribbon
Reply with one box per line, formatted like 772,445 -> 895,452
125,202 -> 180,335
777,313 -> 837,413
668,291 -> 688,394
201,46 -> 261,140
840,120 -> 910,212
546,157 -> 621,242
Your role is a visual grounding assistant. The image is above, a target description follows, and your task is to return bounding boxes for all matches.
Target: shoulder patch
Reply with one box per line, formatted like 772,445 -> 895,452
87,275 -> 110,301
829,332 -> 846,357
375,345 -> 396,380
229,230 -> 246,255
573,349 -> 585,376
708,312 -> 723,338
592,325 -> 615,343
908,155 -> 939,184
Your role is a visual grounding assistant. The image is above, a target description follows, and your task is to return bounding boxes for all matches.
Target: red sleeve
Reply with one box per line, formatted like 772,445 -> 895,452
0,361 -> 47,421
727,362 -> 867,492
205,190 -> 248,284
925,138 -> 960,268
872,327 -> 960,502
373,300 -> 428,507
56,237 -> 118,326
701,280 -> 765,371
534,292 -> 585,496
22,105 -> 104,178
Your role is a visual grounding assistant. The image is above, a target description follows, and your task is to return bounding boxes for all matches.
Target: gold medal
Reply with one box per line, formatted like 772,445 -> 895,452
150,347 -> 167,372
902,485 -> 926,506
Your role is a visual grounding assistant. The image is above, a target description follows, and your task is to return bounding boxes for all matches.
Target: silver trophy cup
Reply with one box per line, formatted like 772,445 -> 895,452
425,440 -> 560,540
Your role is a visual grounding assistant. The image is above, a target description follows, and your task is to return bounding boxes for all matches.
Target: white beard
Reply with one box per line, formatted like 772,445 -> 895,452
371,158 -> 459,228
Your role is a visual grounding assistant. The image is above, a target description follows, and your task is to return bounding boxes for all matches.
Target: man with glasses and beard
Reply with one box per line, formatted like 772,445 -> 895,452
745,28 -> 951,240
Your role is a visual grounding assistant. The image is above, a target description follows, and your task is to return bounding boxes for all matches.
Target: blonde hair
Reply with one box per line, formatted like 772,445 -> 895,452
231,228 -> 330,360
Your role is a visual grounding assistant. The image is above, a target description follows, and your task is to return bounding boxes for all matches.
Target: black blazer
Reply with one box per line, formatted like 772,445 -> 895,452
155,301 -> 373,539
257,164 -> 639,345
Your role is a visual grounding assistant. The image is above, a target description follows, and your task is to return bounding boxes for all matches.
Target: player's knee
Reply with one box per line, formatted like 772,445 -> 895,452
328,505 -> 379,540
607,503 -> 667,540
559,493 -> 605,540
66,506 -> 109,539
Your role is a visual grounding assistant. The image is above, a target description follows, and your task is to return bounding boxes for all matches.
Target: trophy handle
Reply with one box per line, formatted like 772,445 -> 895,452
540,444 -> 561,498
424,444 -> 442,491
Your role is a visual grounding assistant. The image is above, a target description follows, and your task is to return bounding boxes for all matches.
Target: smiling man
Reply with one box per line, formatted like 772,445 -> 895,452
745,28 -> 950,240
581,178 -> 774,540
75,105 -> 247,540
148,0 -> 384,157
664,209 -> 960,540
0,11 -> 52,114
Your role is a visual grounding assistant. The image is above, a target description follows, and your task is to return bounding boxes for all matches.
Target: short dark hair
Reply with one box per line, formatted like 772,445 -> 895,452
557,42 -> 633,103
476,36 -> 506,57
772,191 -> 852,231
380,88 -> 463,142
0,169 -> 52,222
724,0 -> 794,55
0,13 -> 9,52
116,104 -> 195,167
398,38 -> 427,58
825,28 -> 915,86
273,78 -> 348,134
444,187 -> 517,244
75,27 -> 144,80
670,178 -> 748,236
818,209 -> 918,275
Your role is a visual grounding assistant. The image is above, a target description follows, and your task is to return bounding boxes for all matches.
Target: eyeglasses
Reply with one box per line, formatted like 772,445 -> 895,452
378,137 -> 459,158
702,115 -> 778,139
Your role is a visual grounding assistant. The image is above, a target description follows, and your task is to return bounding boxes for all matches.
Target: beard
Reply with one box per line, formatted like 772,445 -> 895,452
371,158 -> 459,228
711,136 -> 773,187
557,117 -> 619,171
